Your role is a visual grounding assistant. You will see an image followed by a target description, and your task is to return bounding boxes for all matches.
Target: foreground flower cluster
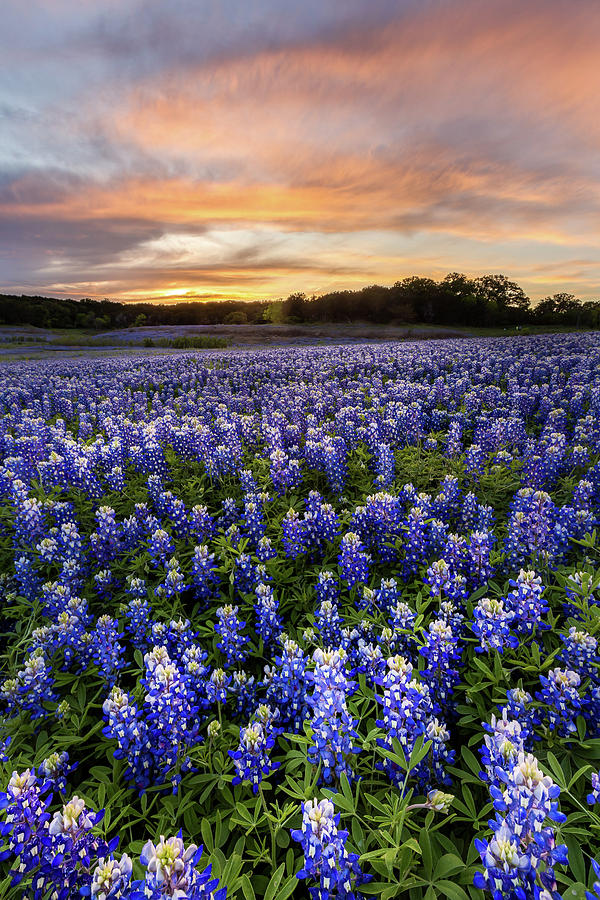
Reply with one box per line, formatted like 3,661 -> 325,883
0,334 -> 600,898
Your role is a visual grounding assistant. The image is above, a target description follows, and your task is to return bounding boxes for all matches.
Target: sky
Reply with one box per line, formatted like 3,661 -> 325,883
1,0 -> 599,304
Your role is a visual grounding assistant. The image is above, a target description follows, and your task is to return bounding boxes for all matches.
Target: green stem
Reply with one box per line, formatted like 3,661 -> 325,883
259,783 -> 277,868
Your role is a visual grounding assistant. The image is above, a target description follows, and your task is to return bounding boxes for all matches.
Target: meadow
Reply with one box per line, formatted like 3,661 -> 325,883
0,333 -> 599,900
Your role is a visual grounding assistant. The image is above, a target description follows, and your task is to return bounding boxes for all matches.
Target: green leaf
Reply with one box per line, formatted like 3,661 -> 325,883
564,833 -> 586,883
460,746 -> 481,778
264,863 -> 285,900
401,837 -> 421,856
561,885 -> 590,900
200,818 -> 214,852
434,880 -> 469,900
340,772 -> 355,811
433,853 -> 465,880
408,737 -> 432,772
419,827 -> 432,879
240,874 -> 256,900
545,752 -> 567,789
275,875 -> 299,900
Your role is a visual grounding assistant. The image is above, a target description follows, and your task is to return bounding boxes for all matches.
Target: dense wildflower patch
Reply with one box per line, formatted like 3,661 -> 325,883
0,334 -> 599,898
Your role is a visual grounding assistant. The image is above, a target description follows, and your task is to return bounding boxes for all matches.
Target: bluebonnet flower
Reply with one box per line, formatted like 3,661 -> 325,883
93,568 -> 116,600
162,557 -> 186,598
464,442 -> 486,477
474,728 -> 568,900
321,437 -> 348,494
269,448 -> 302,494
442,534 -> 468,572
1,649 -> 57,719
425,559 -> 458,599
125,574 -> 147,598
314,599 -> 343,649
13,496 -> 45,545
352,492 -> 403,564
374,655 -> 453,791
401,506 -> 431,577
14,553 -> 41,602
281,509 -> 307,559
355,640 -> 386,684
157,492 -> 189,539
504,490 -> 559,569
39,795 -> 113,899
91,615 -> 126,688
338,532 -> 370,590
536,668 -> 582,737
420,617 -> 462,714
229,707 -> 280,793
103,646 -> 201,793
256,536 -> 277,562
480,711 -> 526,782
0,768 -> 114,900
188,504 -> 214,543
387,601 -> 417,655
461,492 -> 494,532
467,530 -> 495,586
148,529 -> 175,566
90,506 -> 122,565
304,495 -> 341,559
264,638 -> 309,732
242,496 -> 266,545
191,545 -> 219,604
102,687 -> 153,791
588,772 -> 600,805
123,596 -> 152,649
0,735 -> 11,763
206,668 -> 231,706
505,569 -> 549,635
307,648 -> 360,785
291,798 -> 371,900
232,553 -> 257,594
373,442 -> 395,488
38,751 -> 74,795
373,577 -> 400,612
253,583 -> 282,646
558,627 -> 599,679
106,464 -> 125,492
134,834 -> 226,900
0,769 -> 52,880
587,859 -> 600,900
471,598 -> 518,654
165,618 -> 198,663
89,852 -> 133,899
504,689 -> 536,744
217,497 -> 239,531
231,670 -> 257,719
215,606 -> 249,666
315,570 -> 340,604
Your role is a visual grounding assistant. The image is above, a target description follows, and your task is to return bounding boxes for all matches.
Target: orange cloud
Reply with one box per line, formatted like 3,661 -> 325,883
1,0 -> 599,300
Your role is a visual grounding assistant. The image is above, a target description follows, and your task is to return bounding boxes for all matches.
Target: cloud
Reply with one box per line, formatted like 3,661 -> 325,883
1,0 -> 599,300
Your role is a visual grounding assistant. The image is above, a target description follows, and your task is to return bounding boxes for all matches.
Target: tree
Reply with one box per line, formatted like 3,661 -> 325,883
474,275 -> 530,317
262,301 -> 285,324
282,293 -> 307,322
534,293 -> 582,326
224,310 -> 248,325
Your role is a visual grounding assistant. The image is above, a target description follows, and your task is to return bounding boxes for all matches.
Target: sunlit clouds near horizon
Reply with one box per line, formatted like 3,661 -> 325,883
1,0 -> 599,303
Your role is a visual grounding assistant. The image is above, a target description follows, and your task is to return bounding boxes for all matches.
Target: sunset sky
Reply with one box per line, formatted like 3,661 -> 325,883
1,0 -> 599,303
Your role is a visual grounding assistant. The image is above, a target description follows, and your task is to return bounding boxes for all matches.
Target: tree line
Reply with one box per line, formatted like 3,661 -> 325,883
1,273 -> 599,330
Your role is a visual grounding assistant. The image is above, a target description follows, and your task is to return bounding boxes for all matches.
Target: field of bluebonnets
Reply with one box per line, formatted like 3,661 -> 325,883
1,332 -> 600,900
